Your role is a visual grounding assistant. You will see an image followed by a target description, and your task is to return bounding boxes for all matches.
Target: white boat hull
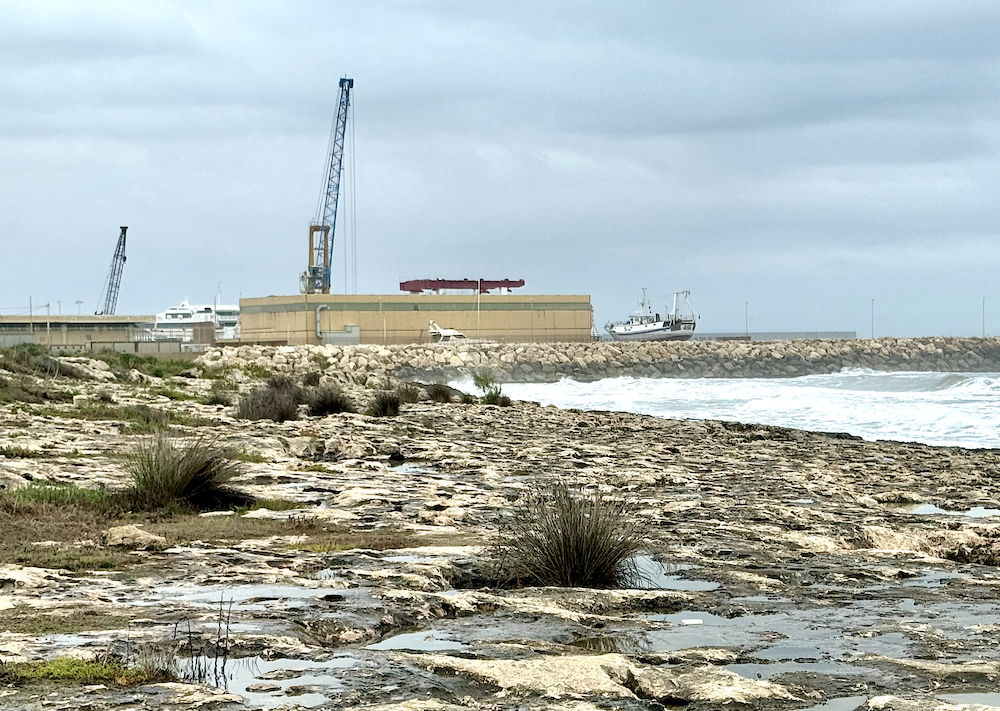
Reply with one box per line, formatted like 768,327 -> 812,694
606,322 -> 695,342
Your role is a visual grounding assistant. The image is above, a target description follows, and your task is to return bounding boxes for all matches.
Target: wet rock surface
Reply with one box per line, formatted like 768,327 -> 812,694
2,362 -> 1000,709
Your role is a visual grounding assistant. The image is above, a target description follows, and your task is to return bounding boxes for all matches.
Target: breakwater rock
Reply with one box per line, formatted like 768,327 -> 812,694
198,336 -> 1000,383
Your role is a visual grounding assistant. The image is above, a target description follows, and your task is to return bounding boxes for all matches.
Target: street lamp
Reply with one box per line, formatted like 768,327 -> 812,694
75,300 -> 83,315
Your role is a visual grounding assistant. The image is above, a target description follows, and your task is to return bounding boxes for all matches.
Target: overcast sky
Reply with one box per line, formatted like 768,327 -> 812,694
2,0 -> 998,337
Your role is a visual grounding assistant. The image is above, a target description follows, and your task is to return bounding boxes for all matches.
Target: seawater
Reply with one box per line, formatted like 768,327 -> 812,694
461,369 -> 1000,449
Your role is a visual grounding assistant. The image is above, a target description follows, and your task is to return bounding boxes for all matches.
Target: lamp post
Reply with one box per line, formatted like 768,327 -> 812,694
75,300 -> 83,315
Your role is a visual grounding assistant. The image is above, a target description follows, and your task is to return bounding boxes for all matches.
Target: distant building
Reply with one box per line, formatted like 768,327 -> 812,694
239,293 -> 593,345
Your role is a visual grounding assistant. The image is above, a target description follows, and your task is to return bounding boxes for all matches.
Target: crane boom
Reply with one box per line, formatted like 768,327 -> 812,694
96,226 -> 127,315
302,76 -> 354,294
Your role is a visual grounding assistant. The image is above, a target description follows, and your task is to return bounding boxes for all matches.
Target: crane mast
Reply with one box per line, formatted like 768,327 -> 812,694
301,76 -> 353,295
96,226 -> 127,315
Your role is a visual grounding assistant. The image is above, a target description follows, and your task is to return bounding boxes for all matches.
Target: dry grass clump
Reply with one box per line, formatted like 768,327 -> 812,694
0,344 -> 78,378
365,391 -> 400,417
428,383 -> 454,403
301,371 -> 322,387
396,383 -> 422,403
121,435 -> 254,512
493,482 -> 645,589
235,376 -> 305,422
308,386 -> 355,416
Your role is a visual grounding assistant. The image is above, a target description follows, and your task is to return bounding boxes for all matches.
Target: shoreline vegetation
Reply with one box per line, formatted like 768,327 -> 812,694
1,341 -> 1000,710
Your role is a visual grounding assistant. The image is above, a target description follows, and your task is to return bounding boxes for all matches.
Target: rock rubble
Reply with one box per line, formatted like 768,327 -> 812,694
197,336 -> 1000,383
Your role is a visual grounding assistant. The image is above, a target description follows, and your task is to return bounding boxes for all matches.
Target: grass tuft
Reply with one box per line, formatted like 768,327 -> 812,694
234,377 -> 304,422
365,391 -> 400,417
396,383 -> 422,403
493,482 -> 645,589
122,435 -> 254,512
428,383 -> 454,403
301,371 -> 322,387
13,482 -> 116,509
308,387 -> 355,416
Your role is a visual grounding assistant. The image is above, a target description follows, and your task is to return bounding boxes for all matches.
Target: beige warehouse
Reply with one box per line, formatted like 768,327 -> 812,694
240,294 -> 593,345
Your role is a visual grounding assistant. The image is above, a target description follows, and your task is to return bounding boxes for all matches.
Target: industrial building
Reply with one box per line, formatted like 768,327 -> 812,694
240,290 -> 593,345
0,314 -> 156,349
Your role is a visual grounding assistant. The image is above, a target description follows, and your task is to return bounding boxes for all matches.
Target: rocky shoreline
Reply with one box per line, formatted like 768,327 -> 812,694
198,336 -> 1000,383
2,350 -> 1000,710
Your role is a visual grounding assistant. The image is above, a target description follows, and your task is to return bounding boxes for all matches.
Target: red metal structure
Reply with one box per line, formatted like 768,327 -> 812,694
399,279 -> 525,294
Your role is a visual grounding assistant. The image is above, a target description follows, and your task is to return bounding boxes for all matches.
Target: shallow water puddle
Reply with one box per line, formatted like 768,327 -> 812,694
366,630 -> 467,652
937,692 -> 1000,706
902,504 -> 1000,517
796,697 -> 866,711
631,555 -> 720,591
148,584 -> 332,612
728,661 -> 862,679
180,655 -> 356,709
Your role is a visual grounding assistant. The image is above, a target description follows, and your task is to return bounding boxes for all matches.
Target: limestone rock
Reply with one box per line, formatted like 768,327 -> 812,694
104,525 -> 168,550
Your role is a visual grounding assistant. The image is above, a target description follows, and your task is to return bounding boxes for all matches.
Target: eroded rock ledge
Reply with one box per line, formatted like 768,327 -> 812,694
198,336 -> 1000,383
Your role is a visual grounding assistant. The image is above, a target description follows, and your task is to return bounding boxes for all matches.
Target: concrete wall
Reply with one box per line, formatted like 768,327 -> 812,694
0,315 -> 155,348
239,294 -> 593,345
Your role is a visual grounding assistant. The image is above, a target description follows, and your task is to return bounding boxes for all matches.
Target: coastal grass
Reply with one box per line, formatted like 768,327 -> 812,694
88,349 -> 193,380
121,435 -> 254,512
308,386 -> 355,416
0,656 -> 176,688
366,391 -> 401,417
396,383 -> 422,403
151,386 -> 198,402
0,344 -> 79,378
0,374 -> 75,405
472,368 -> 511,406
235,376 -> 305,422
494,482 -> 645,589
428,383 -> 454,403
0,605 -> 132,635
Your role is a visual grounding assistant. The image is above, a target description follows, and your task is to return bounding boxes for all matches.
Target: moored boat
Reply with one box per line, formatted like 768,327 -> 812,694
605,290 -> 697,342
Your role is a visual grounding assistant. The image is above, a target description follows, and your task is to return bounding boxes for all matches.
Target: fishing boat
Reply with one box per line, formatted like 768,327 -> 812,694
605,290 -> 697,342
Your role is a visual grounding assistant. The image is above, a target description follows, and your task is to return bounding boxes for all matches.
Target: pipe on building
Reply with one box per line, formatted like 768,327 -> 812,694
316,305 -> 328,340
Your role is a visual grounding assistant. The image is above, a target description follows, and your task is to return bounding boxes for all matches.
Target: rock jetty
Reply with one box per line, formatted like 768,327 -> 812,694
198,336 -> 1000,383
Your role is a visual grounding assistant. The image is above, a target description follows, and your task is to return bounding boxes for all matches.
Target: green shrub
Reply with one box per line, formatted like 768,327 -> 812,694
494,482 -> 644,589
95,389 -> 115,403
235,378 -> 302,422
308,387 -> 355,416
396,383 -> 422,403
460,392 -> 477,404
366,391 -> 400,417
0,374 -> 74,405
472,368 -> 510,406
428,383 -> 454,403
122,435 -> 254,511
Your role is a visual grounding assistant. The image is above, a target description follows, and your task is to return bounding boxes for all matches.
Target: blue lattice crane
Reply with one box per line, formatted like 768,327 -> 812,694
301,77 -> 354,294
96,226 -> 127,315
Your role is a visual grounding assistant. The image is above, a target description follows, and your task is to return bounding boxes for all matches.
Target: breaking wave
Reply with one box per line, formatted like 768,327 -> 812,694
487,369 -> 1000,449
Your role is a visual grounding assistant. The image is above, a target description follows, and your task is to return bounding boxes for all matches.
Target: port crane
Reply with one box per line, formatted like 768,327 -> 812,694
96,226 -> 127,315
301,76 -> 354,294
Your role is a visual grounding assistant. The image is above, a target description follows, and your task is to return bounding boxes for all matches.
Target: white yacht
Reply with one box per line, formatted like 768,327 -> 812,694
428,321 -> 467,343
605,290 -> 697,342
151,300 -> 240,342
